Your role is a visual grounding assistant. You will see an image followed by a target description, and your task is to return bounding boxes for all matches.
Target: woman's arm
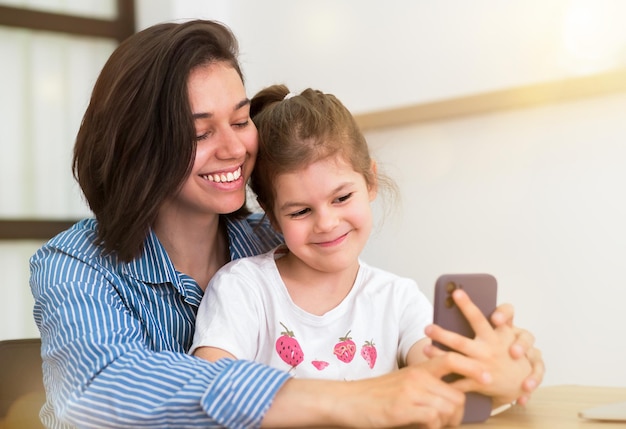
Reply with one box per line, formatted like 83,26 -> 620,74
30,242 -> 290,428
262,352 -> 493,428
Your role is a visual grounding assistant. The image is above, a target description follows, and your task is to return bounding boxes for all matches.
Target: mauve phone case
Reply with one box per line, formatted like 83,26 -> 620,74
433,273 -> 498,424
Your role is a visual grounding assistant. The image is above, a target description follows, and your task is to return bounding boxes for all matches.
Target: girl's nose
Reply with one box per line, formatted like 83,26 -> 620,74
313,208 -> 339,233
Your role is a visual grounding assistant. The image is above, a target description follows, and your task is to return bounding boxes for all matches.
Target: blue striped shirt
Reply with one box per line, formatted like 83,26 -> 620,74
29,215 -> 289,429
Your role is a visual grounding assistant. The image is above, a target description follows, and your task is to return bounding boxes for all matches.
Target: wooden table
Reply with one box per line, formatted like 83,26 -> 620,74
464,385 -> 626,428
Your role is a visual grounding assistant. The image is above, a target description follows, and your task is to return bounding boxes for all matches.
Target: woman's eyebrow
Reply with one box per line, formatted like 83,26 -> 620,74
192,98 -> 250,119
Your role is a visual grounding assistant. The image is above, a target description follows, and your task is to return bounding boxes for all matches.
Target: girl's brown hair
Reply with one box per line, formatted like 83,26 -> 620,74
73,20 -> 246,261
250,84 -> 394,226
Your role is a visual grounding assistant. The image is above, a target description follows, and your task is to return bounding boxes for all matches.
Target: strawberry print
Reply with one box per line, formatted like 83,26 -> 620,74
311,360 -> 329,371
275,322 -> 304,368
360,340 -> 377,369
333,330 -> 356,363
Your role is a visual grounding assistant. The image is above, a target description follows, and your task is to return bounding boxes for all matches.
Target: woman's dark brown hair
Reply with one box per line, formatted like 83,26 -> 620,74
73,20 -> 245,262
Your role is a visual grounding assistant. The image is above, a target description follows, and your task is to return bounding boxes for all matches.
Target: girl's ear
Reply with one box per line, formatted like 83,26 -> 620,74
368,160 -> 378,201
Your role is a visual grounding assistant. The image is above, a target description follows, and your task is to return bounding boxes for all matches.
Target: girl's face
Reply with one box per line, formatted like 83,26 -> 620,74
164,62 -> 257,220
272,155 -> 377,276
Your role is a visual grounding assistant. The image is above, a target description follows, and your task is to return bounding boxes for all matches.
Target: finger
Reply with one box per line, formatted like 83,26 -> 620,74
510,329 -> 536,359
452,289 -> 494,337
523,348 -> 544,392
400,365 -> 466,427
426,352 -> 492,386
449,375 -> 483,393
490,302 -> 515,327
422,343 -> 447,359
425,323 -> 475,355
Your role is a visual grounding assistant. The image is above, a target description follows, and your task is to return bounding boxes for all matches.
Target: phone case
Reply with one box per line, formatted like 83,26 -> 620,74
433,273 -> 498,424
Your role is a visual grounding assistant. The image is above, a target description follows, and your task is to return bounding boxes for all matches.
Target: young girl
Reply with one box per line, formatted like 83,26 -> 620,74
191,85 -> 532,404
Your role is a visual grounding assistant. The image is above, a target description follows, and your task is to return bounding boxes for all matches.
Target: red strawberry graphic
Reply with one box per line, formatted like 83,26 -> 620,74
333,330 -> 356,363
275,322 -> 304,368
361,340 -> 377,369
311,360 -> 329,370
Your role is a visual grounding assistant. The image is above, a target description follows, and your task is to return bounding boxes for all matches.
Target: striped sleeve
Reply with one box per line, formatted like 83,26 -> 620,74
30,221 -> 290,428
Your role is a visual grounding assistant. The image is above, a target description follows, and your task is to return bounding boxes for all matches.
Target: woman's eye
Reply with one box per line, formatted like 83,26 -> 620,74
233,119 -> 249,129
195,129 -> 213,141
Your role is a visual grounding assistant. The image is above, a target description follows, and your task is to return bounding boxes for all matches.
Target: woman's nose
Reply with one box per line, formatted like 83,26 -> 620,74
215,127 -> 246,159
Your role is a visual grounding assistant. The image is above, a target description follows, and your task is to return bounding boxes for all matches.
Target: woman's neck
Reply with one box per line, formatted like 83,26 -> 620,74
152,211 -> 229,290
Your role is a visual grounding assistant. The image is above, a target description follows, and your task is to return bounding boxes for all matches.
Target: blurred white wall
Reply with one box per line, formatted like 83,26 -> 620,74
363,91 -> 626,388
137,0 -> 626,111
134,0 -> 626,388
3,0 -> 625,388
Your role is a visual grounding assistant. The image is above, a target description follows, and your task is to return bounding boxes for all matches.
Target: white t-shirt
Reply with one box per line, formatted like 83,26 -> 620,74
191,247 -> 433,380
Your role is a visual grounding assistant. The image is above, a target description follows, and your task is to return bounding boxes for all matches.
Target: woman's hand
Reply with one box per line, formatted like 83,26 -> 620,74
263,352 -> 493,429
489,302 -> 544,405
423,289 -> 537,406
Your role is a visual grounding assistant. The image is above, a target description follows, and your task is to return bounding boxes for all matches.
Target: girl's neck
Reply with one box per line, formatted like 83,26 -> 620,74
275,252 -> 360,316
152,211 -> 229,290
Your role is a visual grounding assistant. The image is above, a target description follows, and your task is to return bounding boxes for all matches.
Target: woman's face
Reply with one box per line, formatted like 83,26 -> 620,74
166,62 -> 257,220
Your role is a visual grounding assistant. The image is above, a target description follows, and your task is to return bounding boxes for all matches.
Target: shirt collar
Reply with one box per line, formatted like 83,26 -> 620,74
121,215 -> 280,298
122,228 -> 180,286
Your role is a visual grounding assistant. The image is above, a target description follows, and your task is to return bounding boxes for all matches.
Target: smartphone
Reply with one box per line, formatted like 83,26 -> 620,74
433,273 -> 498,424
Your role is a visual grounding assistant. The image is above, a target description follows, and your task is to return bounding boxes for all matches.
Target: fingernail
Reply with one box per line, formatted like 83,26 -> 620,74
482,372 -> 492,384
453,289 -> 466,299
525,378 -> 537,390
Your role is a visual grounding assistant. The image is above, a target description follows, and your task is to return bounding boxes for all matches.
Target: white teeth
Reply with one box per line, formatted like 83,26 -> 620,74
204,167 -> 242,183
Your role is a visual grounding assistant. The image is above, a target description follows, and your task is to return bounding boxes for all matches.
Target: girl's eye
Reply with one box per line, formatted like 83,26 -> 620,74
335,193 -> 353,203
289,208 -> 310,219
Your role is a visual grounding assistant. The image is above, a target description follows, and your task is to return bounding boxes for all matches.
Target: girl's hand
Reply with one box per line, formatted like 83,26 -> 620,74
423,289 -> 533,406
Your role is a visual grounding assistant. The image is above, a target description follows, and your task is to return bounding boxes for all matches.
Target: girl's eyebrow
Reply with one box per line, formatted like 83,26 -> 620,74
192,98 -> 250,119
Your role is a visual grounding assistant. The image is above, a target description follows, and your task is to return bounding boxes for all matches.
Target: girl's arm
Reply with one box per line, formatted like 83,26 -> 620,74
405,337 -> 431,366
194,346 -> 236,362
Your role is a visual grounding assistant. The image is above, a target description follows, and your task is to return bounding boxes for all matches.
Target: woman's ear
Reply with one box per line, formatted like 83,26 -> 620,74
368,160 -> 378,201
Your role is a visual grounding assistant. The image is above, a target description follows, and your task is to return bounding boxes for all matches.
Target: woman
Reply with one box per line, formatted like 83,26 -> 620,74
30,19 -> 542,428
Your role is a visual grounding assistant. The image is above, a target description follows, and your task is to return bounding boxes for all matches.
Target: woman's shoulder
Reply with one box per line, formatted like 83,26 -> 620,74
31,218 -> 111,266
41,218 -> 100,252
224,213 -> 284,260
